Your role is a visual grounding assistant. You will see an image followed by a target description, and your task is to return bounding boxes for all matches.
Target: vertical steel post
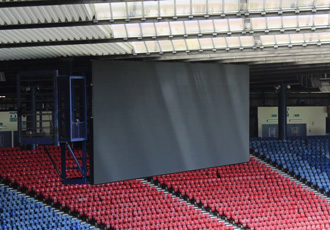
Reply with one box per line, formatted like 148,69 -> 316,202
278,83 -> 287,140
54,71 -> 59,145
16,74 -> 21,145
82,141 -> 87,182
60,143 -> 66,181
30,86 -> 36,150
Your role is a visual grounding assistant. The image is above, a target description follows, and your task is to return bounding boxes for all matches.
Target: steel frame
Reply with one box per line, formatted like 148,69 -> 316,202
17,71 -> 88,184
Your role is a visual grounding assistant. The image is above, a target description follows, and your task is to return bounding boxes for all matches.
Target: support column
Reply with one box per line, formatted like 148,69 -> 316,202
27,86 -> 36,150
60,143 -> 66,182
278,83 -> 287,140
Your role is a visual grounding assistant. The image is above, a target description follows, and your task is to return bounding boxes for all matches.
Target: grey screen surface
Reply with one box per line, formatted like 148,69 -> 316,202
92,61 -> 249,184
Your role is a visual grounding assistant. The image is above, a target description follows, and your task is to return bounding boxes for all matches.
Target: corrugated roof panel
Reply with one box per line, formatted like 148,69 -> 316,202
274,34 -> 290,45
250,17 -> 267,30
251,14 -> 330,31
259,32 -> 330,47
132,42 -> 147,54
82,4 -> 95,21
241,37 -> 255,47
0,4 -> 95,25
158,40 -> 173,52
94,3 -> 110,20
111,2 -> 127,19
213,19 -> 229,33
8,7 -> 25,24
223,0 -> 239,13
25,7 -> 39,23
53,5 -> 65,22
0,14 -> 4,25
170,21 -> 185,36
248,0 -> 329,12
111,24 -> 127,38
158,1 -> 175,18
143,1 -> 159,18
0,25 -> 112,44
304,33 -> 320,43
208,0 -> 223,14
0,42 -> 133,61
0,8 -> 13,24
226,37 -> 241,48
186,39 -> 201,50
110,18 -> 247,40
228,18 -> 244,32
192,0 -> 207,15
319,33 -> 330,44
172,39 -> 187,51
95,1 -> 240,20
126,24 -> 142,38
116,43 -> 133,54
145,41 -> 160,53
155,22 -> 171,37
3,8 -> 18,24
33,7 -> 47,23
0,32 -> 8,43
133,35 -> 257,54
140,23 -> 156,37
260,35 -> 276,46
212,37 -> 227,49
199,20 -> 215,34
282,16 -> 297,29
185,21 -> 200,35
290,34 -> 305,44
298,0 -> 315,8
176,0 -> 191,16
267,17 -> 282,30
111,43 -> 128,54
199,38 -> 214,50
1,1 -> 328,28
298,15 -> 314,27
44,5 -> 59,23
315,0 -> 330,8
314,14 -> 329,27
127,2 -> 143,18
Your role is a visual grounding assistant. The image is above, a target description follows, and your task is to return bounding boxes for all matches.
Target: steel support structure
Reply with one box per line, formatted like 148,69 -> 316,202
17,71 -> 88,184
278,82 -> 287,140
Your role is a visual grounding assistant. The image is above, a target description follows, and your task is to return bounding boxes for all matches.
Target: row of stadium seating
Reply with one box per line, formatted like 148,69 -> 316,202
3,139 -> 330,230
0,145 -> 89,185
153,157 -> 330,230
0,184 -> 92,230
0,147 -> 233,230
250,137 -> 330,195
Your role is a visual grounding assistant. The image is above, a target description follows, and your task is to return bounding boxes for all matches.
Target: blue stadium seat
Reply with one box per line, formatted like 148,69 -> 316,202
0,185 -> 92,230
250,136 -> 330,194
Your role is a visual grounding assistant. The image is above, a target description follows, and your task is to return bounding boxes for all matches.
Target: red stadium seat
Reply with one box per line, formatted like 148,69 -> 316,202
0,146 -> 232,230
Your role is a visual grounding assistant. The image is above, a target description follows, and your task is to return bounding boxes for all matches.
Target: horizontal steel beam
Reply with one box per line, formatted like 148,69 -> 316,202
2,9 -> 330,30
250,78 -> 299,84
3,26 -> 330,49
251,62 -> 330,69
251,63 -> 330,73
214,53 -> 330,64
251,58 -> 330,65
151,44 -> 330,61
251,67 -> 330,77
0,38 -> 123,48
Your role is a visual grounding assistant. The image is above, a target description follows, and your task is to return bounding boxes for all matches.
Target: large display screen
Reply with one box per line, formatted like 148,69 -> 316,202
92,61 -> 249,184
